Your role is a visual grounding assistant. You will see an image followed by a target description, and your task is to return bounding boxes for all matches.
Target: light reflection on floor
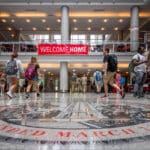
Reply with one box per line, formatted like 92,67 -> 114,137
0,92 -> 150,150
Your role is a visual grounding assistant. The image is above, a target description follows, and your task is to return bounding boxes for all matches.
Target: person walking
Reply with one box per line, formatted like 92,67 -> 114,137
6,53 -> 24,99
101,48 -> 125,98
25,56 -> 40,98
132,47 -> 147,98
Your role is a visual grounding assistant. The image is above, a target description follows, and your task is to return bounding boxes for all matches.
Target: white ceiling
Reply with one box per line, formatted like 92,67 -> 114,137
0,0 -> 150,41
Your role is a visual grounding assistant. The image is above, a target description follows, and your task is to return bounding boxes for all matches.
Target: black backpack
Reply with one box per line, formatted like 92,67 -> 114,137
108,54 -> 118,72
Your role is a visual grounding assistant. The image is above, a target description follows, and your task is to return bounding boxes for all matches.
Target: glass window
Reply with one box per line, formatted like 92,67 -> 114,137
71,34 -> 86,44
54,34 -> 61,43
28,34 -> 49,43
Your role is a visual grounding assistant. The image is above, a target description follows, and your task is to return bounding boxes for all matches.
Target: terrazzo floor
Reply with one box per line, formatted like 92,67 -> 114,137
0,92 -> 150,150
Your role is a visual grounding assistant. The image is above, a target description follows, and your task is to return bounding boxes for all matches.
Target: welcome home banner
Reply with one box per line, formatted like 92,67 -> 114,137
38,44 -> 89,55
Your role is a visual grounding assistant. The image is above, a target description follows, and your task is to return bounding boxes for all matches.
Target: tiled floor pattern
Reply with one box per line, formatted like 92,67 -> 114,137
0,92 -> 150,150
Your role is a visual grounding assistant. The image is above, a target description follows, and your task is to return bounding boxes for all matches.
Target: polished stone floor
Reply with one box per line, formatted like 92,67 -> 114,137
0,92 -> 150,150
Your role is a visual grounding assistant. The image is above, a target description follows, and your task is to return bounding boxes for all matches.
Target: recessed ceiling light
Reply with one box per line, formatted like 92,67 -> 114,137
119,19 -> 123,23
57,19 -> 61,23
46,27 -> 50,31
87,27 -> 91,30
73,19 -> 77,23
11,34 -> 15,37
8,27 -> 12,31
74,27 -> 78,31
104,19 -> 108,23
114,27 -> 118,30
26,19 -> 31,23
88,19 -> 92,23
42,19 -> 46,23
101,27 -> 105,30
11,19 -> 15,23
32,27 -> 37,31
1,19 -> 6,23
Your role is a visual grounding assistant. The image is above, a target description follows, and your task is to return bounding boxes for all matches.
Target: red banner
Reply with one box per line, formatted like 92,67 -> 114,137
38,44 -> 89,55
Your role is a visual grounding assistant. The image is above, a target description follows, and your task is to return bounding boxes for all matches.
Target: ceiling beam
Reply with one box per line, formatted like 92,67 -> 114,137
0,2 -> 144,6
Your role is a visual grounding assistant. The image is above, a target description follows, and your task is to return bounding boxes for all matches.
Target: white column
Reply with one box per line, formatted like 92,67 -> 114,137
60,6 -> 69,92
61,6 -> 69,43
60,62 -> 68,92
130,6 -> 139,51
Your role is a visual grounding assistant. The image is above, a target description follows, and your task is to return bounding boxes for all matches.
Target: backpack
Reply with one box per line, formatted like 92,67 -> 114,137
71,75 -> 77,82
5,60 -> 18,75
25,64 -> 36,80
120,77 -> 125,84
108,54 -> 118,72
128,61 -> 135,73
128,55 -> 140,73
95,71 -> 101,81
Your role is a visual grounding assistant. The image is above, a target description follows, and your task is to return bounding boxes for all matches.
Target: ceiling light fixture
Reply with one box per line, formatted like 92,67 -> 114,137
42,19 -> 46,23
104,19 -> 108,22
46,27 -> 50,31
101,27 -> 105,30
11,19 -> 15,23
114,27 -> 118,30
87,27 -> 91,30
1,19 -> 6,23
32,27 -> 37,31
57,19 -> 61,22
26,19 -> 31,23
8,27 -> 12,31
0,13 -> 10,17
119,19 -> 123,23
11,34 -> 15,37
73,19 -> 77,23
88,19 -> 92,23
15,12 -> 47,17
74,27 -> 78,31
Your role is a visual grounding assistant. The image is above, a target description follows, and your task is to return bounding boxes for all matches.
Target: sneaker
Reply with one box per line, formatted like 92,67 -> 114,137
25,93 -> 29,99
6,91 -> 13,99
120,90 -> 125,99
101,94 -> 109,98
37,93 -> 40,97
133,93 -> 137,97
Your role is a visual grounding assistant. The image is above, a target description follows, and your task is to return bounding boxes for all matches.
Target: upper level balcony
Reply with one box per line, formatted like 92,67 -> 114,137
0,41 -> 145,66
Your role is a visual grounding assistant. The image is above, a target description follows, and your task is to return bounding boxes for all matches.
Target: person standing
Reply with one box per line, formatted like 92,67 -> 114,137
93,69 -> 103,93
101,48 -> 125,98
6,53 -> 24,98
25,56 -> 40,98
81,73 -> 87,93
0,72 -> 6,96
132,47 -> 147,98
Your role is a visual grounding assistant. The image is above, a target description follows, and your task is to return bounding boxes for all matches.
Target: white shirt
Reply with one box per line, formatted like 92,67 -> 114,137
132,53 -> 146,73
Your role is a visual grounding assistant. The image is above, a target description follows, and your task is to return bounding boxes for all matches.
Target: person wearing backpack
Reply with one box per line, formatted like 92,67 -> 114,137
93,69 -> 103,93
6,53 -> 24,99
132,47 -> 147,98
101,48 -> 125,99
25,56 -> 40,98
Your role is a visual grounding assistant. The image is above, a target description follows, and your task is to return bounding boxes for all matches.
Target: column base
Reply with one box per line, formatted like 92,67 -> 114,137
59,90 -> 69,93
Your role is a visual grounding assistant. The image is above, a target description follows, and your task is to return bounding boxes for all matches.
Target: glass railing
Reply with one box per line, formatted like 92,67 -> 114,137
0,41 -> 145,54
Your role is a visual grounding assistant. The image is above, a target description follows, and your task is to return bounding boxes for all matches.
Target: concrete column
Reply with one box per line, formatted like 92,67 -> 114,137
130,6 -> 139,51
60,6 -> 69,92
61,6 -> 69,43
60,62 -> 68,92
